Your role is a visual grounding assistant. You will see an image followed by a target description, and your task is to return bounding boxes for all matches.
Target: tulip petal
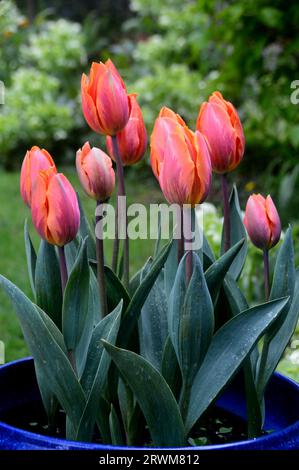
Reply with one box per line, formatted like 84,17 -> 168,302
81,74 -> 102,133
95,68 -> 129,135
266,195 -> 281,248
159,132 -> 195,205
47,174 -> 80,246
244,195 -> 271,249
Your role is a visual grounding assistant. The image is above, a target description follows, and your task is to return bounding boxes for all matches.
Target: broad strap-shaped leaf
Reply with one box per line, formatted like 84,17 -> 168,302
164,239 -> 178,298
105,265 -> 130,313
221,185 -> 247,280
109,404 -> 124,445
223,274 -> 263,436
76,301 -> 122,441
139,266 -> 168,371
202,234 -> 215,270
77,193 -> 96,261
0,276 -> 86,434
119,241 -> 172,348
35,240 -> 63,329
75,268 -> 101,377
161,336 -> 182,399
62,238 -> 90,352
154,211 -> 162,258
205,239 -> 245,304
168,252 -> 214,385
64,237 -> 81,273
185,297 -> 289,434
24,220 -> 37,298
102,341 -> 186,447
268,227 -> 296,336
34,364 -> 58,427
80,301 -> 123,396
258,269 -> 299,396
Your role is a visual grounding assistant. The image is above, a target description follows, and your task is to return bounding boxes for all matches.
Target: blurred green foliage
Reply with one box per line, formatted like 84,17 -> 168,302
0,1 -> 86,169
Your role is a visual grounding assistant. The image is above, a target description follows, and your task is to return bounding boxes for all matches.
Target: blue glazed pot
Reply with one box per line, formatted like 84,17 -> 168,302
0,357 -> 298,450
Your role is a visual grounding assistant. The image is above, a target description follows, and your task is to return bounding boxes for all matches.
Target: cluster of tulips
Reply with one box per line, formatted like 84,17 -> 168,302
20,59 -> 280,295
0,58 -> 297,447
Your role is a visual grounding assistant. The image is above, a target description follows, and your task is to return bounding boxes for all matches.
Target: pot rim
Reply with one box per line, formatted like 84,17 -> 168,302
0,357 -> 298,450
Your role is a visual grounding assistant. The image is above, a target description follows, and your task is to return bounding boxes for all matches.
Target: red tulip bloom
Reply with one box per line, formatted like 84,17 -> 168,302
76,142 -> 115,202
81,59 -> 130,136
244,194 -> 281,250
31,168 -> 80,246
197,91 -> 245,174
20,146 -> 56,207
106,94 -> 147,166
150,107 -> 211,206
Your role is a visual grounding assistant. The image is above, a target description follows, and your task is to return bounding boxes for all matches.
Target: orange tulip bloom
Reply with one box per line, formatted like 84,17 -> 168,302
31,168 -> 80,247
106,94 -> 147,166
76,142 -> 115,202
196,91 -> 245,174
81,59 -> 130,136
20,146 -> 56,207
150,107 -> 211,206
244,194 -> 281,250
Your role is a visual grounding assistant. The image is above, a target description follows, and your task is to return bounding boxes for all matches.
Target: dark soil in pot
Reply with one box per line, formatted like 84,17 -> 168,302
1,399 -> 249,447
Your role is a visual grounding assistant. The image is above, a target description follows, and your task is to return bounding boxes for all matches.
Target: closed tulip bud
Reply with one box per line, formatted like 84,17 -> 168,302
20,146 -> 56,207
76,142 -> 115,202
81,59 -> 130,136
196,91 -> 245,174
106,94 -> 147,166
31,168 -> 80,247
244,194 -> 281,250
150,107 -> 212,206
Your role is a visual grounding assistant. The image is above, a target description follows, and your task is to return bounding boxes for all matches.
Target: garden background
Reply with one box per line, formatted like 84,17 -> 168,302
0,0 -> 298,379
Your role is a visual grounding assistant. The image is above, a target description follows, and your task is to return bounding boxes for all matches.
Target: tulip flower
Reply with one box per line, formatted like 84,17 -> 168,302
196,91 -> 245,174
244,194 -> 281,251
76,142 -> 115,202
150,107 -> 211,206
106,94 -> 147,166
31,168 -> 80,247
81,59 -> 130,136
20,146 -> 56,207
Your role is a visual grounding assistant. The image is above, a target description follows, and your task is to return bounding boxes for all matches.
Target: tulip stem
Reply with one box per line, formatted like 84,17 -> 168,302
221,173 -> 231,252
111,203 -> 120,273
96,200 -> 108,317
112,135 -> 129,289
263,248 -> 270,301
58,245 -> 68,293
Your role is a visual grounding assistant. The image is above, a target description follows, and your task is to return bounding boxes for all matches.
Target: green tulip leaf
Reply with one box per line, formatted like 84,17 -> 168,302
63,238 -> 90,352
139,266 -> 168,371
77,193 -> 96,261
102,341 -> 186,447
24,219 -> 37,298
185,297 -> 289,434
0,276 -> 86,434
105,265 -> 130,313
119,240 -> 172,348
205,238 -> 245,304
169,252 -> 214,386
35,240 -> 63,329
258,270 -> 299,396
109,404 -> 124,445
221,185 -> 247,280
76,301 -> 122,441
